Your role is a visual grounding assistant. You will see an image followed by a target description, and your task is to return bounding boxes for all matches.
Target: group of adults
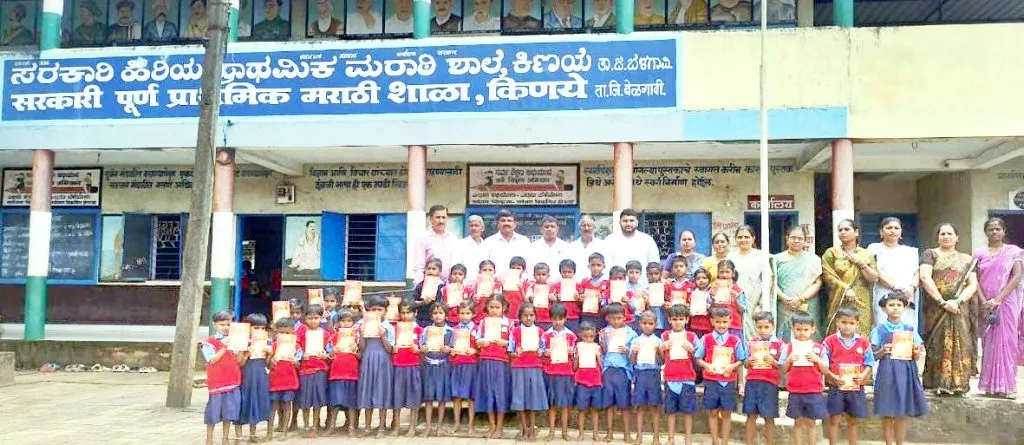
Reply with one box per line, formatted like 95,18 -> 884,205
413,205 -> 1024,399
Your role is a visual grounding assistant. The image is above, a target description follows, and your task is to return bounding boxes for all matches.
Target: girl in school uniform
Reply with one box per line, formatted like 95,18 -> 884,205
238,314 -> 272,442
871,292 -> 928,445
688,268 -> 714,338
579,253 -> 609,330
392,301 -> 425,436
552,259 -> 583,333
474,295 -> 513,439
412,258 -> 446,328
502,256 -> 530,323
449,301 -> 479,435
327,310 -> 360,437
528,263 -> 555,331
267,317 -> 300,442
711,260 -> 747,339
541,303 -> 577,441
470,260 -> 502,324
510,303 -> 549,441
608,266 -> 635,328
203,310 -> 243,445
444,264 -> 470,325
297,304 -> 331,438
356,295 -> 395,438
420,303 -> 454,436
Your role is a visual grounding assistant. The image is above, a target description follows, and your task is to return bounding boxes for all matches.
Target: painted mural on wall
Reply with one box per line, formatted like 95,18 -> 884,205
283,215 -> 322,280
1,37 -> 676,121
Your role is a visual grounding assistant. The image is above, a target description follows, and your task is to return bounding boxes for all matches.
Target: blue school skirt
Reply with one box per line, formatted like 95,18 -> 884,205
474,359 -> 511,413
545,374 -> 575,408
873,358 -> 928,417
393,366 -> 423,409
205,388 -> 241,425
510,367 -> 548,411
298,371 -> 328,409
239,359 -> 271,425
422,359 -> 452,402
329,380 -> 358,409
269,391 -> 297,402
450,363 -> 477,400
357,338 -> 394,409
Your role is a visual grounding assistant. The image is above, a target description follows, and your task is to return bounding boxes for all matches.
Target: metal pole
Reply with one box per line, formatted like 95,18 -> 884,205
758,0 -> 772,313
166,0 -> 231,408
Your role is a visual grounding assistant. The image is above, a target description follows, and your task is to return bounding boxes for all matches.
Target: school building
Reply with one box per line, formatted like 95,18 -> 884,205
0,0 -> 1022,350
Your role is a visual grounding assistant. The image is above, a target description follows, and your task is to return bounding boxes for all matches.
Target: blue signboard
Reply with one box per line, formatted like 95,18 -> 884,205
1,39 -> 677,121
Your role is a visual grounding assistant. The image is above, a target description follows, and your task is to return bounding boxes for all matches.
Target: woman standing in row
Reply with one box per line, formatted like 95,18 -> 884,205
772,226 -> 822,341
701,232 -> 732,280
974,217 -> 1024,398
822,219 -> 879,337
728,225 -> 772,338
868,217 -> 920,332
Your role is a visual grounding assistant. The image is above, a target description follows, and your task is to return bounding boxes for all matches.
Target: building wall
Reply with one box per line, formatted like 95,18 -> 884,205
969,157 -> 1024,249
855,178 -> 918,213
916,171 -> 973,250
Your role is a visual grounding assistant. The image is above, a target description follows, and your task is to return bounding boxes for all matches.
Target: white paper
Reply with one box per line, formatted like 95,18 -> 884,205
637,337 -> 658,365
532,284 -> 550,308
690,290 -> 708,315
550,336 -> 569,364
304,329 -> 325,356
669,332 -> 689,360
521,326 -> 540,352
610,280 -> 627,303
647,282 -> 665,306
559,279 -> 576,301
577,342 -> 599,368
484,317 -> 502,342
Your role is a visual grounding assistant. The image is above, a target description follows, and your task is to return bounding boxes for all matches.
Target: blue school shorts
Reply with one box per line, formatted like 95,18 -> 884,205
702,381 -> 737,411
601,368 -> 632,410
786,392 -> 827,420
632,369 -> 663,407
663,384 -> 698,414
742,380 -> 780,419
827,387 -> 869,418
575,385 -> 603,411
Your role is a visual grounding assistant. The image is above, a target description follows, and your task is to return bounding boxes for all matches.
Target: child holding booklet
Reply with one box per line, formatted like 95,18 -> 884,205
871,292 -> 927,445
600,302 -> 639,442
687,268 -> 714,338
288,298 -> 304,330
581,253 -> 609,330
412,258 -> 445,328
267,318 -> 300,441
327,310 -> 360,437
527,262 -> 554,330
630,311 -> 663,445
552,259 -> 583,333
391,301 -> 424,436
322,287 -> 340,330
470,260 -> 501,323
609,266 -> 635,327
624,261 -> 648,332
356,295 -> 395,438
510,303 -> 548,440
203,310 -> 244,445
474,296 -> 513,439
542,303 -> 577,441
502,256 -> 529,322
574,321 -> 604,441
239,314 -> 272,442
695,307 -> 747,445
449,301 -> 479,435
297,304 -> 332,437
743,312 -> 784,445
710,261 -> 746,339
661,305 -> 699,445
644,262 -> 667,333
781,312 -> 830,445
444,264 -> 469,325
823,306 -> 874,445
420,303 -> 454,436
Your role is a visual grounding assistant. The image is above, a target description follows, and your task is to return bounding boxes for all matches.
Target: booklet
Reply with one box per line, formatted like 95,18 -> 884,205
532,284 -> 550,308
609,280 -> 626,303
396,322 -> 416,348
690,290 -> 708,315
637,337 -> 658,365
839,363 -> 863,391
891,331 -> 914,361
582,289 -> 600,313
385,296 -> 402,321
647,282 -> 665,306
426,326 -> 445,352
271,301 -> 290,323
446,283 -> 464,307
304,329 -> 325,357
453,329 -> 472,354
521,326 -> 540,352
550,337 -> 569,364
274,334 -> 297,361
361,312 -> 381,338
307,288 -> 324,308
504,269 -> 522,291
559,279 -> 576,301
577,343 -> 599,368
749,341 -> 772,369
335,327 -> 357,353
669,332 -> 689,360
343,281 -> 363,306
711,346 -> 734,374
484,317 -> 503,342
421,276 -> 440,299
227,322 -> 250,351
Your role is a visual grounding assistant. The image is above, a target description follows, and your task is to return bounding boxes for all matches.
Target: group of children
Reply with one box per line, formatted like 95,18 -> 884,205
203,253 -> 929,445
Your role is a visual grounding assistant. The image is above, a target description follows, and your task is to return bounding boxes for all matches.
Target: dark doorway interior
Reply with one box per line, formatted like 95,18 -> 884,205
237,215 -> 284,318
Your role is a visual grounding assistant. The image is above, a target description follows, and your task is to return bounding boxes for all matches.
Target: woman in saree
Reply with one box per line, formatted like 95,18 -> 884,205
974,217 -> 1024,398
728,225 -> 772,337
919,223 -> 978,396
867,217 -> 921,332
701,231 -> 731,280
822,219 -> 879,338
773,225 -> 822,341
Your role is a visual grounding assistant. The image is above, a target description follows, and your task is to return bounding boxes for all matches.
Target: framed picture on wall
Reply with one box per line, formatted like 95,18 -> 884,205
283,215 -> 321,280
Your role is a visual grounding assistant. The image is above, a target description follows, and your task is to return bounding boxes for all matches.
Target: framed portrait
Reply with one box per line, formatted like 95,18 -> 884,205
709,0 -> 752,23
106,0 -> 143,42
666,0 -> 708,25
99,215 -> 125,282
178,0 -> 208,39
1,1 -> 38,46
542,0 -> 581,30
139,0 -> 179,42
253,0 -> 291,40
752,0 -> 795,23
283,215 -> 322,281
429,0 -> 463,34
501,0 -> 541,33
307,0 -> 345,37
461,0 -> 499,32
69,0 -> 109,45
237,0 -> 255,38
348,0 -> 385,35
634,0 -> 667,27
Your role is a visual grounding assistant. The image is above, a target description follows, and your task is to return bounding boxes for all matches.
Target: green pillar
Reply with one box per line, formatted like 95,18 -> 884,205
833,0 -> 853,27
228,0 -> 241,42
413,0 -> 431,39
616,0 -> 634,34
24,277 -> 48,340
210,278 -> 231,320
40,0 -> 64,50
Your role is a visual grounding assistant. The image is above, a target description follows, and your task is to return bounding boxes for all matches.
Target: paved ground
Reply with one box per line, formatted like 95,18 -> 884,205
0,371 -> 1005,445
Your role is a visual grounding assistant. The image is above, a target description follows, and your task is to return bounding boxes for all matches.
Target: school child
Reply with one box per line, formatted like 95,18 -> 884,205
449,301 -> 479,435
474,296 -> 513,439
742,312 -> 784,445
630,311 -> 663,445
420,303 -> 454,437
552,259 -> 583,333
661,305 -> 699,445
823,306 -> 875,445
710,260 -> 746,339
624,261 -> 647,332
541,303 -> 577,441
574,321 -> 603,441
444,264 -> 470,325
781,312 -> 830,445
644,262 -> 667,331
581,253 -> 609,330
667,257 -> 696,334
238,314 -> 272,442
203,310 -> 243,445
412,258 -> 446,328
694,307 -> 746,445
609,266 -> 636,327
267,317 -> 300,441
322,287 -> 340,330
687,268 -> 714,338
327,310 -> 360,437
527,262 -> 554,331
502,256 -> 529,322
288,298 -> 304,331
510,303 -> 548,441
870,292 -> 927,445
297,304 -> 331,437
600,302 -> 639,442
356,295 -> 395,438
470,260 -> 502,323
391,301 -> 424,436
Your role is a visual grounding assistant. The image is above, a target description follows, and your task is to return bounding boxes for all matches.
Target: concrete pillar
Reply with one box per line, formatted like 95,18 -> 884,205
833,0 -> 853,27
831,139 -> 854,247
24,150 -> 54,341
40,0 -> 64,50
211,149 -> 235,318
413,0 -> 430,38
228,0 -> 240,42
406,146 -> 427,282
797,0 -> 813,27
612,142 -> 633,233
617,0 -> 634,34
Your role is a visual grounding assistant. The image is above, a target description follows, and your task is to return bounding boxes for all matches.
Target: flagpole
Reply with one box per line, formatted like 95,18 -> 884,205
758,0 -> 772,314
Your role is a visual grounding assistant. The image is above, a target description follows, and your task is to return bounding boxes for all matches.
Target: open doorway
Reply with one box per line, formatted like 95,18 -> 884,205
990,212 -> 1024,247
236,215 -> 284,318
744,212 -> 799,254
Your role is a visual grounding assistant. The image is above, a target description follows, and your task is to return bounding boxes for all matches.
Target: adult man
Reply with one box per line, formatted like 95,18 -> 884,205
528,216 -> 571,273
661,229 -> 706,280
543,0 -> 581,29
603,208 -> 660,275
462,0 -> 500,31
142,0 -> 178,41
253,0 -> 289,40
348,0 -> 382,34
569,214 -> 607,280
412,205 -> 459,282
308,0 -> 343,36
107,0 -> 141,42
484,210 -> 532,277
452,215 -> 489,284
502,0 -> 541,31
431,0 -> 462,32
74,0 -> 107,45
586,0 -> 615,28
384,0 -> 413,33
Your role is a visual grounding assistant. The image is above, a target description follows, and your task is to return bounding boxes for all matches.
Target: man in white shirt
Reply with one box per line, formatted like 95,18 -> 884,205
384,0 -> 413,33
451,215 -> 489,284
412,204 -> 459,282
603,208 -> 661,278
569,214 -> 607,280
484,209 -> 532,278
528,215 -> 572,274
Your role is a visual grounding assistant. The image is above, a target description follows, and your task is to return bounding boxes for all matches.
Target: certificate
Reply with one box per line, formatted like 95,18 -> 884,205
582,289 -> 600,313
520,326 -> 540,352
396,322 -> 416,348
790,340 -> 813,367
504,269 -> 522,291
274,334 -> 297,361
385,296 -> 402,321
669,332 -> 689,360
227,322 -> 250,351
343,281 -> 363,306
422,276 -> 440,299
690,290 -> 708,315
609,280 -> 627,303
670,290 -> 686,306
484,317 -> 503,342
477,277 -> 495,298
749,341 -> 772,369
335,328 -> 357,353
607,329 -> 627,353
711,346 -> 733,374
307,288 -> 324,308
532,284 -> 550,308
713,286 -> 732,304
647,282 -> 665,306
249,329 -> 268,359
361,312 -> 381,338
559,279 -> 576,301
891,331 -> 914,361
446,283 -> 464,307
271,301 -> 290,323
577,342 -> 599,369
453,329 -> 472,354
637,337 -> 658,365
550,337 -> 569,364
305,329 -> 325,356
426,327 -> 445,352
839,363 -> 862,391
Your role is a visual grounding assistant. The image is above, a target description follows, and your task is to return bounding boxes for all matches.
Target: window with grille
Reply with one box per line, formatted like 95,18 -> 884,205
345,214 -> 378,281
641,212 -> 676,259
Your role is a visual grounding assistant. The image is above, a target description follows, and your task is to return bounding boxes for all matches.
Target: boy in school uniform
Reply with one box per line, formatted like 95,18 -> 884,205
781,312 -> 831,445
581,253 -> 610,330
600,302 -> 638,442
742,312 -> 784,445
630,311 -> 663,445
661,304 -> 699,445
694,307 -> 746,445
823,307 -> 874,445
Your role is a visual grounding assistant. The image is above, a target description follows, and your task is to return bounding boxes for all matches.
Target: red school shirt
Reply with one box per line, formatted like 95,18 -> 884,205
745,336 -> 784,386
450,322 -> 479,365
709,281 -> 744,331
541,327 -> 578,376
203,336 -> 242,395
573,341 -> 603,387
823,333 -> 871,390
661,330 -> 699,382
700,332 -> 742,383
443,283 -> 471,325
688,285 -> 713,333
501,277 -> 529,322
268,341 -> 300,392
392,322 -> 424,367
580,277 -> 609,317
470,280 -> 503,323
525,281 -> 553,324
511,325 -> 544,368
667,279 -> 696,306
550,279 -> 583,320
297,326 -> 330,376
474,316 -> 511,362
785,341 -> 826,394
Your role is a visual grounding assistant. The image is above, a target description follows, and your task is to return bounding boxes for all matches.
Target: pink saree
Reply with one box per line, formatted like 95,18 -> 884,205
974,244 -> 1024,395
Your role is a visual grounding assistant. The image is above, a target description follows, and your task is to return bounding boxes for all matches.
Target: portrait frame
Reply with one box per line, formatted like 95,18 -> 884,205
633,0 -> 667,28
139,0 -> 180,42
0,0 -> 39,47
752,0 -> 796,24
237,0 -> 255,38
429,0 -> 464,34
306,0 -> 346,38
541,0 -> 583,32
68,0 -> 110,46
252,0 -> 292,41
709,0 -> 752,23
345,0 -> 385,37
283,215 -> 322,281
663,0 -> 710,27
106,0 -> 144,42
500,0 -> 542,34
177,0 -> 209,40
99,214 -> 125,282
460,0 -> 500,33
